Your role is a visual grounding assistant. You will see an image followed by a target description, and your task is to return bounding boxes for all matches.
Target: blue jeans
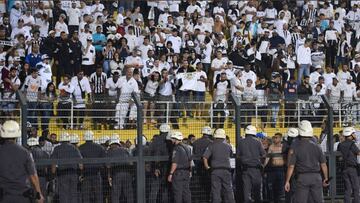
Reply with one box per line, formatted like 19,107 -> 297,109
103,60 -> 111,77
270,103 -> 280,127
28,102 -> 38,128
40,103 -> 53,130
297,64 -> 310,85
267,168 -> 285,202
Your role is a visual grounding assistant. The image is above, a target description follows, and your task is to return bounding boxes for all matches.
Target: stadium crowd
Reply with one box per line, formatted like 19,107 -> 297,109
2,0 -> 360,130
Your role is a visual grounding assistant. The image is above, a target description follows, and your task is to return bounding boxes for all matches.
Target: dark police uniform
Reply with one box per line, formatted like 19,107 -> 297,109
0,141 -> 37,203
148,133 -> 172,203
337,139 -> 360,203
289,139 -> 326,203
51,142 -> 83,203
171,143 -> 192,203
238,135 -> 266,203
192,135 -> 212,202
79,141 -> 106,203
29,145 -> 50,200
107,145 -> 134,203
203,139 -> 235,203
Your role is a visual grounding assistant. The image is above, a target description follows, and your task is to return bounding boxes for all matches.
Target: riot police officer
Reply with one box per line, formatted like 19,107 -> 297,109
238,125 -> 266,203
167,131 -> 192,203
51,132 -> 83,203
106,137 -> 134,203
27,137 -> 50,201
203,128 -> 235,203
192,126 -> 213,202
148,124 -> 172,202
79,130 -> 106,203
285,120 -> 329,203
282,128 -> 299,203
0,120 -> 44,203
337,127 -> 360,203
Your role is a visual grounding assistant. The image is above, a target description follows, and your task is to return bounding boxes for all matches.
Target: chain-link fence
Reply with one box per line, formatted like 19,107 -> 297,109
7,91 -> 360,202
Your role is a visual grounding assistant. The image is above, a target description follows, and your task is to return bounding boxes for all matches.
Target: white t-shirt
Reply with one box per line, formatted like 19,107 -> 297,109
67,8 -> 81,26
106,77 -> 121,97
82,45 -> 96,65
37,62 -> 52,91
144,80 -> 159,96
244,6 -> 257,22
264,8 -> 277,24
241,70 -> 257,88
55,21 -> 69,37
327,83 -> 342,98
118,76 -> 140,102
214,80 -> 230,102
178,72 -> 197,91
343,82 -> 356,99
166,35 -> 182,54
23,75 -> 42,101
337,71 -> 351,86
71,76 -> 92,108
195,71 -> 207,92
323,73 -> 337,87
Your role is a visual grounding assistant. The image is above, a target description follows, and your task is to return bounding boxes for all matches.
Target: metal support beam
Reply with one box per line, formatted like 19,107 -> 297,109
230,93 -> 242,202
132,92 -> 145,203
16,91 -> 28,147
321,95 -> 335,203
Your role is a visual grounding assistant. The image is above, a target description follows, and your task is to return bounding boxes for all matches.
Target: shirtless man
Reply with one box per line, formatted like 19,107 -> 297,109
264,133 -> 285,202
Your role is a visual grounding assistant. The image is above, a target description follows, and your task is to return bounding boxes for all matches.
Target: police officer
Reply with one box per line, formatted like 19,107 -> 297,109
282,128 -> 299,203
238,125 -> 266,203
51,132 -> 83,203
192,126 -> 213,202
285,120 -> 329,203
337,127 -> 360,203
27,137 -> 50,201
106,137 -> 134,203
148,124 -> 172,203
79,130 -> 106,203
167,131 -> 192,203
0,120 -> 44,203
203,129 -> 235,203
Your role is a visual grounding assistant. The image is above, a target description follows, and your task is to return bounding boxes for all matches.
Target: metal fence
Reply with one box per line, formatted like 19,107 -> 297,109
3,91 -> 357,202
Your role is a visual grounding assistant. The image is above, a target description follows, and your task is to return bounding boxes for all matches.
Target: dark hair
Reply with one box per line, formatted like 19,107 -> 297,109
150,71 -> 161,82
45,82 -> 57,97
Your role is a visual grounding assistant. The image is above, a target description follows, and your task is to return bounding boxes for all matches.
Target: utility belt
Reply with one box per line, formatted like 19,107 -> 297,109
297,171 -> 320,175
0,187 -> 40,201
242,165 -> 262,171
212,167 -> 231,171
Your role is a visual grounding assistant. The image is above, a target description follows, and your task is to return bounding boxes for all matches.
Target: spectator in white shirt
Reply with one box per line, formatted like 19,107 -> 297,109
297,39 -> 312,84
194,62 -> 207,118
81,36 -> 96,76
323,66 -> 337,87
337,64 -> 351,87
90,0 -> 104,20
55,14 -> 69,37
264,2 -> 277,25
66,1 -> 81,35
166,29 -> 182,54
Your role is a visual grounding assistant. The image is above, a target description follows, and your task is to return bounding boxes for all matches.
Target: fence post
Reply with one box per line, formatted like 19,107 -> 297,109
230,93 -> 242,202
321,95 -> 335,203
166,102 -> 169,124
132,92 -> 145,203
16,91 -> 28,147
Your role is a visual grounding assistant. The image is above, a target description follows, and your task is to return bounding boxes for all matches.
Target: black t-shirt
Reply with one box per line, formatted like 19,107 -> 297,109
267,81 -> 281,101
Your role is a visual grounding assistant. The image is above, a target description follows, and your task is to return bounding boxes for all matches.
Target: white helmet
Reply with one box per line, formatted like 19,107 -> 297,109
214,129 -> 226,139
0,120 -> 21,138
70,134 -> 80,144
201,126 -> 212,135
245,125 -> 257,135
100,136 -> 110,144
298,120 -> 313,137
287,128 -> 299,138
27,137 -> 39,146
159,124 -> 170,133
59,132 -> 71,142
343,127 -> 356,137
170,131 -> 183,141
135,135 -> 147,146
109,138 -> 120,145
83,130 -> 94,141
111,134 -> 119,140
107,34 -> 115,41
